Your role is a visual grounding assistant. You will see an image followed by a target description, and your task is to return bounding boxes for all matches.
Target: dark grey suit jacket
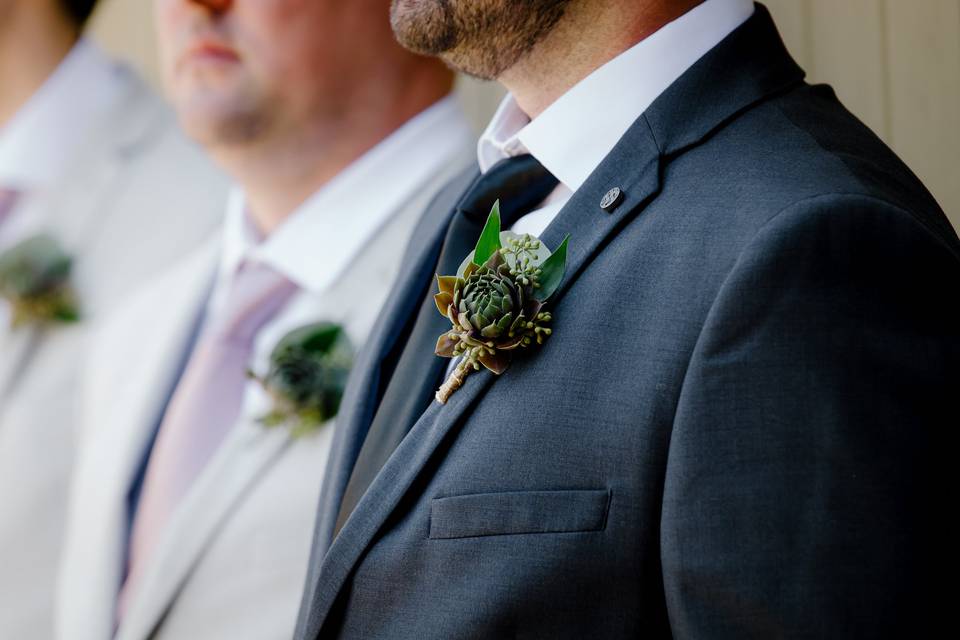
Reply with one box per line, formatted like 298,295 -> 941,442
296,5 -> 957,638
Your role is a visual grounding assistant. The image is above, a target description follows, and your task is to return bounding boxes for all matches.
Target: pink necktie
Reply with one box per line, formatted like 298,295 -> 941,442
118,261 -> 297,616
0,189 -> 18,228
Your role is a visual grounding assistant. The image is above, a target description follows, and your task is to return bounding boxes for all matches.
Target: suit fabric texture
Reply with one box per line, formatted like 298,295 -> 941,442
296,5 -> 956,639
0,67 -> 228,640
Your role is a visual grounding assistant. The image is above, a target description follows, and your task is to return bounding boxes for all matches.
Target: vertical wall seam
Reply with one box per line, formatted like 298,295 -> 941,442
801,0 -> 815,75
877,0 -> 894,143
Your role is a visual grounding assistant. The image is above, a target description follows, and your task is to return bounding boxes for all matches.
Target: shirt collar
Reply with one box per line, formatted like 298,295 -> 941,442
219,95 -> 474,294
0,38 -> 127,190
478,0 -> 754,190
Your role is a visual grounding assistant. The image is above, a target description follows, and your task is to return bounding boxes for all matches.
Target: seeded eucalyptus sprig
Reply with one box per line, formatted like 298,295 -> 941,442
433,201 -> 569,403
0,234 -> 79,328
249,322 -> 353,438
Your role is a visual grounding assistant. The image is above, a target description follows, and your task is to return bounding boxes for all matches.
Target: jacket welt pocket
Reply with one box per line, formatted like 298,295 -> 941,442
428,489 -> 611,540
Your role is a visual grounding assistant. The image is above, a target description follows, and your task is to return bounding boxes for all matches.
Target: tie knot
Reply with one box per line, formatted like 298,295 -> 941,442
458,154 -> 559,228
209,260 -> 297,344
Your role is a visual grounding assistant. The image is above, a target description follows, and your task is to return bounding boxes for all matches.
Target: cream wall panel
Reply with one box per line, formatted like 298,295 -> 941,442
88,0 -> 161,88
763,0 -> 812,67
455,76 -> 506,137
807,0 -> 888,139
884,0 -> 960,227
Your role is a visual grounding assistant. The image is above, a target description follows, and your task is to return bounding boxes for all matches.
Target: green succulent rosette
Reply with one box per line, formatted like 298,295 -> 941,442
250,322 -> 353,437
433,201 -> 569,404
0,234 -> 79,328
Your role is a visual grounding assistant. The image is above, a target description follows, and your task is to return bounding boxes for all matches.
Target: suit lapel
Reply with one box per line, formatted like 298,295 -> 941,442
339,167 -> 483,450
300,167 -> 479,568
306,121 -> 663,631
302,6 -> 809,635
58,240 -> 218,640
116,420 -> 292,640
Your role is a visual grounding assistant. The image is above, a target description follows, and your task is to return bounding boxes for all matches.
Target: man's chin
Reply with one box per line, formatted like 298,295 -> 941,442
174,99 -> 267,149
389,0 -> 567,82
389,0 -> 458,57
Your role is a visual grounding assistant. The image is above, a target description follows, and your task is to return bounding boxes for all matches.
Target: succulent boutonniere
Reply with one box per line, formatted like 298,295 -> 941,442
248,322 -> 354,437
433,201 -> 569,404
0,234 -> 79,328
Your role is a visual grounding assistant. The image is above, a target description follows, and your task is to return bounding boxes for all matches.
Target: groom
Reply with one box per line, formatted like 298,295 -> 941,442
296,0 -> 956,637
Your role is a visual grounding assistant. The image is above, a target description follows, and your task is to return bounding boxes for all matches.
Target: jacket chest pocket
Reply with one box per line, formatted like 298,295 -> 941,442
428,489 -> 611,540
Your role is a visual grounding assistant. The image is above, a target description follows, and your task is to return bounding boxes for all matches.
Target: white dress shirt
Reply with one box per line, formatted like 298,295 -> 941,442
212,95 -> 475,423
477,0 -> 754,237
444,0 -> 754,381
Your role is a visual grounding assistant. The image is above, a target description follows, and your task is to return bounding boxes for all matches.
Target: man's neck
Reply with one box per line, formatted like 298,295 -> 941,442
0,5 -> 79,127
215,73 -> 454,236
500,0 -> 704,118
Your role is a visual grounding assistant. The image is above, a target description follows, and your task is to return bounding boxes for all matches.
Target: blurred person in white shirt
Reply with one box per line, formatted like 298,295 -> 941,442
0,1 -> 228,637
55,1 -> 475,639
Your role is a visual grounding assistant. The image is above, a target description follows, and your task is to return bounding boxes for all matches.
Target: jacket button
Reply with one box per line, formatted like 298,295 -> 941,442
600,187 -> 624,212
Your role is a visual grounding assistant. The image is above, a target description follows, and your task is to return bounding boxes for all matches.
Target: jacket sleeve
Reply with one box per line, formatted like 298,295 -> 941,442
661,193 -> 958,638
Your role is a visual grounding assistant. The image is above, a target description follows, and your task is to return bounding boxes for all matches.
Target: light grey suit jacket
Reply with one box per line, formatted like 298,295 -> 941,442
0,65 -> 229,640
55,148 -> 474,640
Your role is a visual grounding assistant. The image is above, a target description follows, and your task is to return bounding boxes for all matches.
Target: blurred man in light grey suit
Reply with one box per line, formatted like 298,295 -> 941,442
0,1 -> 228,637
55,0 -> 474,638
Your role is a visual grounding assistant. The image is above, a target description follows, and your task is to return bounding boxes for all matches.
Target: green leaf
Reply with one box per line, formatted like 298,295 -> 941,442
472,201 -> 502,266
534,235 -> 569,301
275,323 -> 343,356
52,304 -> 80,323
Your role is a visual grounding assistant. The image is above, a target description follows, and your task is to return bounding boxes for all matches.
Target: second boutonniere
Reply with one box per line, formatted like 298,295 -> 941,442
433,201 -> 569,404
249,322 -> 354,438
0,234 -> 79,328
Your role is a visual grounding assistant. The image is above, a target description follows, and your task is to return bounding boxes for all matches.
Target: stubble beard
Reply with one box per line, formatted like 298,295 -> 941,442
389,0 -> 571,80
